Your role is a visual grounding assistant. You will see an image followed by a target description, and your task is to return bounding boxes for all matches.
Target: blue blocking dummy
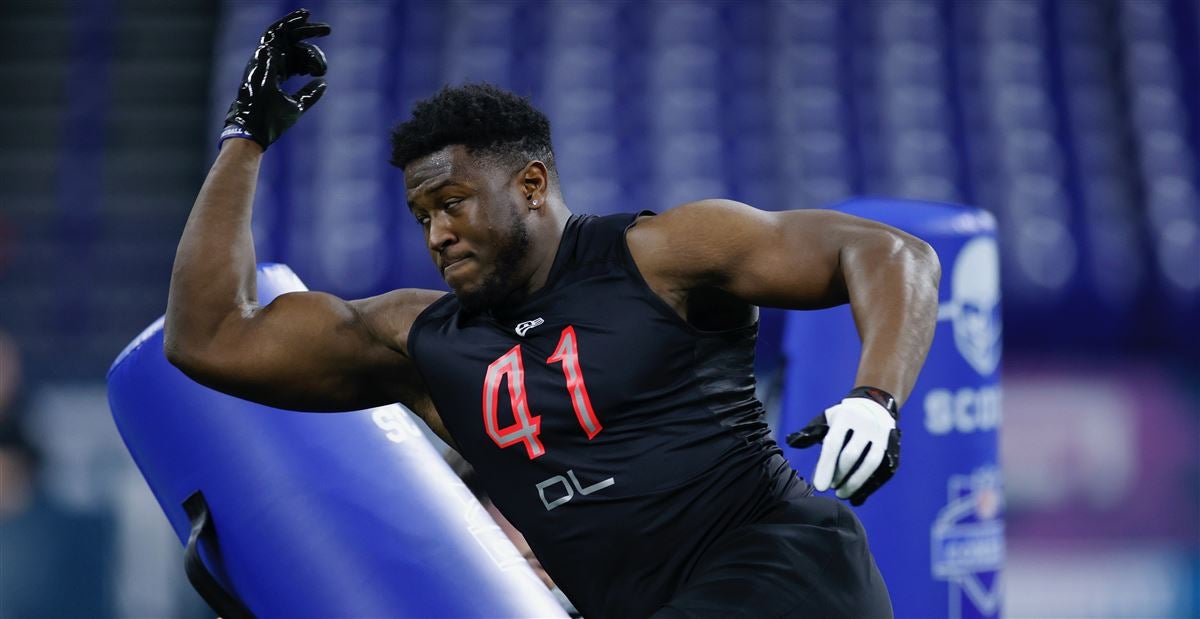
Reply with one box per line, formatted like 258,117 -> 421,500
780,199 -> 1004,619
107,264 -> 566,619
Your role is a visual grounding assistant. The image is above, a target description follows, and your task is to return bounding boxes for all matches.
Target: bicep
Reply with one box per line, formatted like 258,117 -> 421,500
177,289 -> 435,412
630,200 -> 866,310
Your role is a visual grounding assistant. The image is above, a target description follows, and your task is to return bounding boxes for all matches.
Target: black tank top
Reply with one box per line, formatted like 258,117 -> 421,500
409,212 -> 810,618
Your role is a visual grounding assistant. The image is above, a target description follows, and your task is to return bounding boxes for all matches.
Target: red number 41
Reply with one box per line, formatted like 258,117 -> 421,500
481,326 -> 601,459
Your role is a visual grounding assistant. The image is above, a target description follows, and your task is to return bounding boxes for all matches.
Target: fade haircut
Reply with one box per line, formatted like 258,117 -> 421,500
389,83 -> 557,180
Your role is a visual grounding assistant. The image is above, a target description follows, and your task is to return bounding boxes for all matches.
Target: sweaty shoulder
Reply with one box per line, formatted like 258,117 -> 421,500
625,201 -> 770,327
625,199 -> 764,292
350,288 -> 449,357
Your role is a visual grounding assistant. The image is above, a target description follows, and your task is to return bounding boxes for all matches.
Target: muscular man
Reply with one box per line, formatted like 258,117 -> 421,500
166,11 -> 940,618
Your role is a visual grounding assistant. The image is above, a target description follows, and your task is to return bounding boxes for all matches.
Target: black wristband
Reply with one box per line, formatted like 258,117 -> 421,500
847,386 -> 899,420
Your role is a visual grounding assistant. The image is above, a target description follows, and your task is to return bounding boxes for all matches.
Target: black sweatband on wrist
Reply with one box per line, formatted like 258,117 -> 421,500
847,386 -> 899,420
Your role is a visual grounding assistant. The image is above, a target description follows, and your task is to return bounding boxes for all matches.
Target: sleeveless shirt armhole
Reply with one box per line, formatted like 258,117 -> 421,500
406,291 -> 454,361
620,210 -> 760,338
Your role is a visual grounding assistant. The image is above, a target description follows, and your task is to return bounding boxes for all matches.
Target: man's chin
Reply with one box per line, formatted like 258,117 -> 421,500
453,282 -> 498,314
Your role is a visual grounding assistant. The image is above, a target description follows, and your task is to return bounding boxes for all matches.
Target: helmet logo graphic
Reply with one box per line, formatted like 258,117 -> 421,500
938,237 -> 1001,376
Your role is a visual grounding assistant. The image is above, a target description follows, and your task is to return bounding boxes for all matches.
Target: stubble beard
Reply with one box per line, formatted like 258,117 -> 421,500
456,213 -> 531,314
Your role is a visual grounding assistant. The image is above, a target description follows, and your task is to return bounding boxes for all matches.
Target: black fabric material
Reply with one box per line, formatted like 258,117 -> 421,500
408,212 -> 818,618
182,492 -> 255,619
650,496 -> 894,619
846,385 -> 899,419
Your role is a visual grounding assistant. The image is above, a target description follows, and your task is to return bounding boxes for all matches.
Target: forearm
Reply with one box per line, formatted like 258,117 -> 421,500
164,138 -> 264,358
842,232 -> 941,407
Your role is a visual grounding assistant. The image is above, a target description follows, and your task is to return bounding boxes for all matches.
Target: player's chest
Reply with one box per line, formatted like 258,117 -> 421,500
417,287 -> 687,456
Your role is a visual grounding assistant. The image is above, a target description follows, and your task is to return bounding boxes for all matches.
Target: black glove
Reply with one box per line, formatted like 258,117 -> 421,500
786,387 -> 901,506
220,9 -> 330,151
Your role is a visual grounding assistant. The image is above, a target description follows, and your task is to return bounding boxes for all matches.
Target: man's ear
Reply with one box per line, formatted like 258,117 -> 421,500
520,160 -> 549,207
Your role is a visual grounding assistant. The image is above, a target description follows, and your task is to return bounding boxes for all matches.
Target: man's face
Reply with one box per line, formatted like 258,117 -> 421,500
405,145 -> 531,312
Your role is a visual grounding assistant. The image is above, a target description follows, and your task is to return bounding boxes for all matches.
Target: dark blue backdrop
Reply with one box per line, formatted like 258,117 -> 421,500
212,0 -> 1200,366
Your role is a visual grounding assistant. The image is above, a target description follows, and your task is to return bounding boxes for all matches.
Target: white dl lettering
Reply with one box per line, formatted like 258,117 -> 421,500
924,386 -> 1001,435
536,469 -> 615,511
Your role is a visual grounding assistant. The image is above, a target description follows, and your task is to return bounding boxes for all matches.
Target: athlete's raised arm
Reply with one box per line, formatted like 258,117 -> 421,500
626,198 -> 941,504
163,11 -> 447,438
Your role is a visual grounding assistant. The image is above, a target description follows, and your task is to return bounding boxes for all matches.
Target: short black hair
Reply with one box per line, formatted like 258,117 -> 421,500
389,83 -> 556,178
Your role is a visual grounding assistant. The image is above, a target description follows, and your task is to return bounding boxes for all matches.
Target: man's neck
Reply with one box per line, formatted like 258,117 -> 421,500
521,203 -> 572,297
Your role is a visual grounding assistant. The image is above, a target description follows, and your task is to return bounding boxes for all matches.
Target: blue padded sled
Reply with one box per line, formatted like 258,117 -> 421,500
108,263 -> 566,618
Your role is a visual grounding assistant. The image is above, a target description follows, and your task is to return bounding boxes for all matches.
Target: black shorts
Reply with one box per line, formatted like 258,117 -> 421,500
650,495 -> 894,619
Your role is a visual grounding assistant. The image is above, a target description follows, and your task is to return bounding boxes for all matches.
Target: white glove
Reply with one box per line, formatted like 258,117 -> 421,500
787,395 -> 901,505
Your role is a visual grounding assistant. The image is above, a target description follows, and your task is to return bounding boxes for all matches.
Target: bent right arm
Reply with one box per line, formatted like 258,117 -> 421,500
164,140 -> 447,434
165,10 -> 453,439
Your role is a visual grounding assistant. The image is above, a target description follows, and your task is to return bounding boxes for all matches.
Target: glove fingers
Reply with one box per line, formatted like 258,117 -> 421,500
291,22 -> 332,42
785,412 -> 828,448
294,79 -> 327,113
848,429 -> 901,506
849,463 -> 895,506
832,431 -> 868,491
812,424 -> 849,492
291,41 -> 328,77
259,49 -> 284,87
838,440 -> 884,499
271,8 -> 311,32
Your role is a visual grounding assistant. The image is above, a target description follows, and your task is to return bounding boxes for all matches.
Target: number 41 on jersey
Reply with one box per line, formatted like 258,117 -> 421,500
482,325 -> 601,459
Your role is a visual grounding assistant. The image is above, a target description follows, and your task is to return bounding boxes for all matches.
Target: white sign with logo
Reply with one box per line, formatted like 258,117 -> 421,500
931,466 -> 1005,619
938,237 -> 1002,377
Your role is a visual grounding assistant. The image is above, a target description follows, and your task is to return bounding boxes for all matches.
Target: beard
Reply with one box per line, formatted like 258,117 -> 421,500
455,212 -> 531,314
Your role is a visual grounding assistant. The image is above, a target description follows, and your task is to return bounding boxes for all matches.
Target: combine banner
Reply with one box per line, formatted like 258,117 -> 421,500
780,198 -> 1004,619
